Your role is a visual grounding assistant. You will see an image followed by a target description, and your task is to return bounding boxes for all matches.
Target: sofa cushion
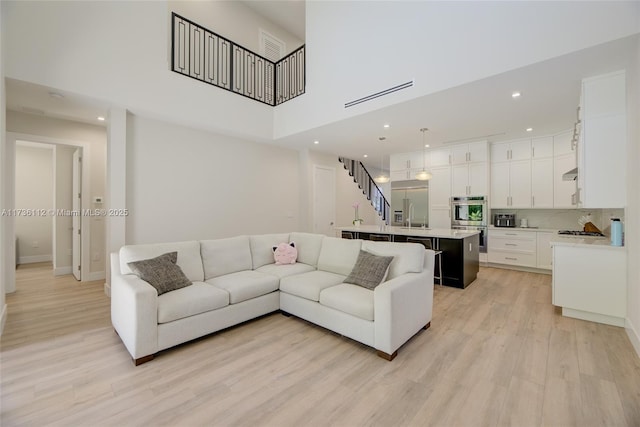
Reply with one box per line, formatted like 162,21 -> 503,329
316,237 -> 362,276
120,240 -> 204,282
344,250 -> 394,290
255,262 -> 315,278
249,233 -> 291,269
206,270 -> 279,304
361,241 -> 424,280
158,282 -> 229,324
279,270 -> 346,302
201,236 -> 252,279
289,232 -> 324,267
127,252 -> 192,296
319,284 -> 374,321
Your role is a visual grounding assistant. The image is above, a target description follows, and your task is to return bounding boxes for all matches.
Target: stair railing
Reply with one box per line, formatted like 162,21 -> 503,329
339,157 -> 390,224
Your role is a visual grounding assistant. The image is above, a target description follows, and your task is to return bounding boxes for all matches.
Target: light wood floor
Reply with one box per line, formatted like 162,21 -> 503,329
2,263 -> 640,426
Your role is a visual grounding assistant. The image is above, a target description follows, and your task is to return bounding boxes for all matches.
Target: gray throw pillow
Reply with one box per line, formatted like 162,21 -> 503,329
344,250 -> 394,290
127,252 -> 192,295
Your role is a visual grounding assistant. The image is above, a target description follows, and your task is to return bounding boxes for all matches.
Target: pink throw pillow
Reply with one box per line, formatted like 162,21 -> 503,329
273,242 -> 297,265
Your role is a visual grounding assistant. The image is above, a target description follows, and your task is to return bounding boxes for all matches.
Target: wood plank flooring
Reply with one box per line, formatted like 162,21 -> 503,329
2,263 -> 640,426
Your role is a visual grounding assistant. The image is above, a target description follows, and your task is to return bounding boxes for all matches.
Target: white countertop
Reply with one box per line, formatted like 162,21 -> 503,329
336,225 -> 479,239
488,225 -> 560,233
549,235 -> 625,250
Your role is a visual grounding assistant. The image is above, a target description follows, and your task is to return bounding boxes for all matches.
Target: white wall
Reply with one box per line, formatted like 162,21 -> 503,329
125,114 -> 299,244
14,143 -> 54,263
2,1 -> 274,141
275,1 -> 640,138
7,111 -> 107,275
169,1 -> 303,56
626,38 -> 640,356
54,145 -> 75,273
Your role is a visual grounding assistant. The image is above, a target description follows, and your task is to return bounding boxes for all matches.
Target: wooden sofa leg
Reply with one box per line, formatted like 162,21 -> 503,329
376,350 -> 398,361
423,321 -> 431,330
134,354 -> 154,366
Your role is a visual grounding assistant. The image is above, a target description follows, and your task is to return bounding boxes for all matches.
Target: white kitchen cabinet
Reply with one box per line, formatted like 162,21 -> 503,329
531,158 -> 554,208
491,139 -> 531,163
577,70 -> 626,208
428,166 -> 452,207
451,141 -> 488,165
536,232 -> 554,269
429,148 -> 451,167
452,162 -> 488,197
553,130 -> 574,156
531,136 -> 553,159
488,229 -> 536,268
552,243 -> 626,326
491,159 -> 531,208
553,153 -> 577,208
390,151 -> 426,181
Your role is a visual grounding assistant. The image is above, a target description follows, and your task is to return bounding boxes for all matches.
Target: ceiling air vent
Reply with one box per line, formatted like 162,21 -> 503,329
344,80 -> 414,109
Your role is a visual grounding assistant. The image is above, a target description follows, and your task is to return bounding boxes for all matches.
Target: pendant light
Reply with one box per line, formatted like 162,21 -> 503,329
375,154 -> 389,183
415,127 -> 432,180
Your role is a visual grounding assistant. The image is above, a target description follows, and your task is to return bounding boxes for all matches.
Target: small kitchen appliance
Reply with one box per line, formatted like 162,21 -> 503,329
494,213 -> 516,227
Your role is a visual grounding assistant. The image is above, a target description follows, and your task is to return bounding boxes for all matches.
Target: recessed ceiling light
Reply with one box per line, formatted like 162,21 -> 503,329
97,116 -> 105,121
512,92 -> 521,98
313,140 -> 319,144
526,127 -> 533,132
383,124 -> 390,129
363,154 -> 368,158
424,144 -> 430,148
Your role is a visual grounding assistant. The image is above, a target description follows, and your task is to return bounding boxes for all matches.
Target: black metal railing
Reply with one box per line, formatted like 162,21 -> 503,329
171,13 -> 305,106
339,158 -> 391,224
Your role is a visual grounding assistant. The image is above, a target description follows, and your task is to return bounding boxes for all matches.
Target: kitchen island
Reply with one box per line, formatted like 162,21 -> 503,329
550,236 -> 626,326
336,225 -> 480,289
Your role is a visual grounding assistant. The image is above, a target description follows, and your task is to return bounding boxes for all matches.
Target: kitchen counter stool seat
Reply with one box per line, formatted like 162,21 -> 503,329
406,237 -> 442,286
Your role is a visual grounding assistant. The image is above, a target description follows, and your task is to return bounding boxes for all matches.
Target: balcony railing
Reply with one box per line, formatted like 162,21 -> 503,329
171,13 -> 305,106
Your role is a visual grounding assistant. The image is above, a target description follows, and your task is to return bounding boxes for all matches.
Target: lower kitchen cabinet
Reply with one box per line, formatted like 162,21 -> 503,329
536,232 -> 554,269
488,229 -> 537,268
552,243 -> 626,326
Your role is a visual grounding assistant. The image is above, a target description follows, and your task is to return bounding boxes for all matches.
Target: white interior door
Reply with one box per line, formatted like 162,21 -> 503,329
313,165 -> 335,236
72,149 -> 82,281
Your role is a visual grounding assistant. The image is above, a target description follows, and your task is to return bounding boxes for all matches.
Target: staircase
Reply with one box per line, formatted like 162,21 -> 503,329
339,157 -> 390,224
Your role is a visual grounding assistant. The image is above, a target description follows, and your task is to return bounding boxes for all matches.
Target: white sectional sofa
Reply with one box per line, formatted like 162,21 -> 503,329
111,232 -> 435,365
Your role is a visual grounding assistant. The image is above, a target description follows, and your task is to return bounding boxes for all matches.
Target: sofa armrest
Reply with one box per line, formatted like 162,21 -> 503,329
110,252 -> 158,360
373,250 -> 435,355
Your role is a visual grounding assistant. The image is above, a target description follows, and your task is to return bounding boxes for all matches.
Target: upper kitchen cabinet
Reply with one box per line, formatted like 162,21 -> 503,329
553,130 -> 577,208
530,137 -> 554,208
491,139 -> 531,162
577,70 -> 627,208
429,148 -> 452,168
390,151 -> 426,181
451,141 -> 488,165
553,130 -> 575,156
531,137 -> 553,159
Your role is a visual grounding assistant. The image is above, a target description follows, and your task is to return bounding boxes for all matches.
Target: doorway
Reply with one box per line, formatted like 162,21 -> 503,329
313,165 -> 336,236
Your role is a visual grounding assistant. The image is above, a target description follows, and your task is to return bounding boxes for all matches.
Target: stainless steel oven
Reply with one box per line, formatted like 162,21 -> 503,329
452,225 -> 487,253
451,196 -> 487,227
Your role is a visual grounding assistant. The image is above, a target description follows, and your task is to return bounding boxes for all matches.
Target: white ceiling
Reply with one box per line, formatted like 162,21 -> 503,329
240,0 -> 306,41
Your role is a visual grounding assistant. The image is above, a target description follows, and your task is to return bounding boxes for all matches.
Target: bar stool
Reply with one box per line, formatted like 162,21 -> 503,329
369,234 -> 391,242
406,237 -> 443,286
341,231 -> 354,239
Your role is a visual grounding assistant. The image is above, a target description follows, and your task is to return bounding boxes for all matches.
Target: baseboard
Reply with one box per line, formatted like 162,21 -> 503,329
86,271 -> 105,282
626,318 -> 640,359
486,263 -> 552,275
0,304 -> 7,337
54,266 -> 72,276
18,254 -> 53,264
104,282 -> 111,298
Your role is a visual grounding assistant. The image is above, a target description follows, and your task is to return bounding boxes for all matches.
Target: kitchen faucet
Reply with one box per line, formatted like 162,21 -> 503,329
406,203 -> 414,228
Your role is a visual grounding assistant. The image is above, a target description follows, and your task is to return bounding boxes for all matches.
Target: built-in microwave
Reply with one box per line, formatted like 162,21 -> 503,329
451,196 -> 487,227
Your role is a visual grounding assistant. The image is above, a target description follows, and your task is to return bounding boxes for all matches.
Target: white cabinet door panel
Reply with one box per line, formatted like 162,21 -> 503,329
510,140 -> 532,161
490,162 -> 510,208
509,160 -> 531,208
531,158 -> 553,208
469,162 -> 487,197
430,149 -> 451,167
532,136 -> 553,158
554,153 -> 577,208
429,166 -> 451,208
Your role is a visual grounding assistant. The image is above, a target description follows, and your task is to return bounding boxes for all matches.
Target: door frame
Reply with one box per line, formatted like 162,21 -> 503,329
6,132 -> 92,288
312,164 -> 336,236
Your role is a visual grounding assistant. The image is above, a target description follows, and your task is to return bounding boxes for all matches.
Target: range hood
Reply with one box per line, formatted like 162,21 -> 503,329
562,167 -> 578,181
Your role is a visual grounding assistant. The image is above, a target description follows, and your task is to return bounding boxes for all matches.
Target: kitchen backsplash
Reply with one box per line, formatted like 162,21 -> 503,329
490,208 -> 625,235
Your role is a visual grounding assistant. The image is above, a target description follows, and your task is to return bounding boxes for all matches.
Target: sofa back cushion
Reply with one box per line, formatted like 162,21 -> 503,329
201,236 -> 252,279
361,241 -> 424,280
249,233 -> 291,269
289,232 -> 324,267
317,237 -> 362,276
119,241 -> 204,282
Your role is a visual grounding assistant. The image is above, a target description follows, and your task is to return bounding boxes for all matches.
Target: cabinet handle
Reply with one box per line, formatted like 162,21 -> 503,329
505,257 -> 518,261
571,193 -> 576,205
448,154 -> 451,165
466,152 -> 470,162
506,233 -> 517,236
532,147 -> 535,158
469,243 -> 472,251
505,243 -> 517,246
532,196 -> 535,207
